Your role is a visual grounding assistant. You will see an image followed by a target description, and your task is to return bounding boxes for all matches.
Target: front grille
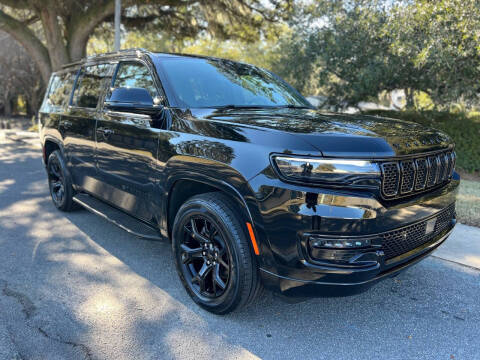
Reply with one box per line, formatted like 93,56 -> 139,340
415,158 -> 428,190
381,162 -> 400,196
381,150 -> 455,199
400,160 -> 415,193
382,204 -> 455,260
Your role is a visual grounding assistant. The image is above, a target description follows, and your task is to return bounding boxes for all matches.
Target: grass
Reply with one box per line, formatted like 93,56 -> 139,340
456,179 -> 480,227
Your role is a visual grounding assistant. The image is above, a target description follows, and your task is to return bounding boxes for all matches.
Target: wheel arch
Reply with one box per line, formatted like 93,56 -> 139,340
42,136 -> 64,165
165,174 -> 255,239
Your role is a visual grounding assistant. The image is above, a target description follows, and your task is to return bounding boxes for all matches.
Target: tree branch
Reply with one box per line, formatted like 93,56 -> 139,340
66,0 -> 116,60
0,9 -> 51,83
23,15 -> 39,26
0,0 -> 30,9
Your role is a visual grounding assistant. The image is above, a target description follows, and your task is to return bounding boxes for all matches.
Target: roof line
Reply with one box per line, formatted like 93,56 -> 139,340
62,48 -> 151,69
60,48 -> 248,70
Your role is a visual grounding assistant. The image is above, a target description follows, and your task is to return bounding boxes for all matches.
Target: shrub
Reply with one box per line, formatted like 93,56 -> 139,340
363,110 -> 480,173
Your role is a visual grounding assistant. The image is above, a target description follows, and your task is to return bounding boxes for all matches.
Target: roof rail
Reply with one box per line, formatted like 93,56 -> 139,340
61,48 -> 151,69
86,47 -> 150,59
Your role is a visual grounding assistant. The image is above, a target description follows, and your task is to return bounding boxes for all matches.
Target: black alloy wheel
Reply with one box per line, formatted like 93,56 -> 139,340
172,193 -> 261,314
47,150 -> 76,211
48,155 -> 65,206
181,216 -> 231,298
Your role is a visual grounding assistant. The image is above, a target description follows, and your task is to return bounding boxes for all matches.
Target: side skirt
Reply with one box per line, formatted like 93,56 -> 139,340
73,193 -> 164,241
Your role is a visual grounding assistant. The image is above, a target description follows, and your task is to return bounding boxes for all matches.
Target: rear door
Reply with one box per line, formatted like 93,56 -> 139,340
95,60 -> 162,223
63,63 -> 113,189
40,71 -> 76,156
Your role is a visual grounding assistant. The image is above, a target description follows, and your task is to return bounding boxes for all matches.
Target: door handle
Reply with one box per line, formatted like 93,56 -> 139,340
96,127 -> 114,137
61,120 -> 73,129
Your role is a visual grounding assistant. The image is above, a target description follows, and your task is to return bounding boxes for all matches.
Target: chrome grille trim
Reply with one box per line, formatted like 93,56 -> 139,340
438,153 -> 448,182
400,160 -> 415,194
414,158 -> 428,190
381,150 -> 455,200
380,162 -> 400,197
427,155 -> 440,187
448,152 -> 456,178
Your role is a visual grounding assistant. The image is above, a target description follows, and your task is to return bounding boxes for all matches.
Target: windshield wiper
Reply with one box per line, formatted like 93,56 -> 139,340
213,104 -> 312,110
214,105 -> 270,110
276,104 -> 312,109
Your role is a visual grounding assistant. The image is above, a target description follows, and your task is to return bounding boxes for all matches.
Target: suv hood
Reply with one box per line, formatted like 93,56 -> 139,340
194,108 -> 453,157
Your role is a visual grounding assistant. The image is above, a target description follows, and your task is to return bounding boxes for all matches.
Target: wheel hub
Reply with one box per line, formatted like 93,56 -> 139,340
202,242 -> 219,264
180,216 -> 231,298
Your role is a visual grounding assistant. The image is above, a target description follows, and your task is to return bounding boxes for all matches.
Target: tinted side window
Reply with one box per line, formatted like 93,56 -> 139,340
113,62 -> 157,98
72,64 -> 110,109
46,71 -> 76,108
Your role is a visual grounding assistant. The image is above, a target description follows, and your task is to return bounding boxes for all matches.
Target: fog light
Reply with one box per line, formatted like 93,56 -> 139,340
310,237 -> 371,249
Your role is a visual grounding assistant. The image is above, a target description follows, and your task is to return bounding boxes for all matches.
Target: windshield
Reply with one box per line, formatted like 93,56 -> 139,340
157,58 -> 312,108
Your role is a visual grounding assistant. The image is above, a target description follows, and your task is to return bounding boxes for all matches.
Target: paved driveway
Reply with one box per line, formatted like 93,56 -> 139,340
0,137 -> 479,360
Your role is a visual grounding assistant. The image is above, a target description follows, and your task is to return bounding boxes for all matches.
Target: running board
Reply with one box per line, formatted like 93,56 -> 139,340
73,193 -> 164,241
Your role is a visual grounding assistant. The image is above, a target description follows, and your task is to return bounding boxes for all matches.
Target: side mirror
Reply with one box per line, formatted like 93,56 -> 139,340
104,87 -> 162,114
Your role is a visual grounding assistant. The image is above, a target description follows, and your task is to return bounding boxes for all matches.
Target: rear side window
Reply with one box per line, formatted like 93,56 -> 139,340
45,71 -> 76,109
72,64 -> 111,109
112,62 -> 157,98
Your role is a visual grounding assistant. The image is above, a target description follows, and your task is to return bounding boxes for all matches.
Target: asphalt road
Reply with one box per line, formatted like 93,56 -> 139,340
1,137 -> 479,360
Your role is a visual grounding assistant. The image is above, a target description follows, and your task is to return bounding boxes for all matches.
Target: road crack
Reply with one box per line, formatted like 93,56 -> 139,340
2,282 -> 36,319
1,279 -> 94,360
37,327 -> 94,360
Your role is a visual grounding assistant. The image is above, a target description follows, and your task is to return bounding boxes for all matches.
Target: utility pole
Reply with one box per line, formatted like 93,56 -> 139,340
114,0 -> 121,51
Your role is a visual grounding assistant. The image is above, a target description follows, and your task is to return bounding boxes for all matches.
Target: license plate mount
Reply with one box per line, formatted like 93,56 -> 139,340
425,217 -> 436,235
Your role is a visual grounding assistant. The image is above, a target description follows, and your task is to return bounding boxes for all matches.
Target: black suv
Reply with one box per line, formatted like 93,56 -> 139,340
39,49 -> 459,314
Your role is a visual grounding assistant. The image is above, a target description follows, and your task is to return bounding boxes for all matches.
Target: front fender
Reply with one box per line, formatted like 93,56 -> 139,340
161,155 -> 273,266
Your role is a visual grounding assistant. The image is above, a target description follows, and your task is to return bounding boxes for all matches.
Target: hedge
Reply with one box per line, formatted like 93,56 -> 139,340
363,110 -> 480,173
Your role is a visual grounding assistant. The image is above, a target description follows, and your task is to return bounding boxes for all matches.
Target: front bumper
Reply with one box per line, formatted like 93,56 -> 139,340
247,172 -> 460,298
259,223 -> 454,298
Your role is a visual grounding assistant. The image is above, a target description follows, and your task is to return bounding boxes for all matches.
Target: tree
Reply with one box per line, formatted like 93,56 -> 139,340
0,31 -> 42,116
275,0 -> 480,109
0,0 -> 292,85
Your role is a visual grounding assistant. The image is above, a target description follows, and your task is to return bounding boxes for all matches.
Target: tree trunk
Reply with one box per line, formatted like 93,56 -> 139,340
66,0 -> 116,61
4,96 -> 12,116
405,88 -> 415,109
39,7 -> 70,70
26,86 -> 41,116
0,9 -> 52,84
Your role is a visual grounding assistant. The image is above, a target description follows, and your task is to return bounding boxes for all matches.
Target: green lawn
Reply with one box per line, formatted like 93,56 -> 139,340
456,179 -> 480,227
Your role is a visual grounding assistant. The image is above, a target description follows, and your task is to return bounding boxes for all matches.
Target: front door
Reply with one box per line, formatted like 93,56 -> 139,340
95,61 -> 161,223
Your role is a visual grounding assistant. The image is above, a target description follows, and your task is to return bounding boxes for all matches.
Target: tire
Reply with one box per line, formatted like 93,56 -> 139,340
172,192 -> 261,314
47,150 -> 77,212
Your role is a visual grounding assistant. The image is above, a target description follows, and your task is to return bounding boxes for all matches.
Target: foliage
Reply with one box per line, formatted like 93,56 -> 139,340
0,31 -> 42,116
87,25 -> 288,72
277,0 -> 480,109
0,0 -> 293,85
363,110 -> 480,173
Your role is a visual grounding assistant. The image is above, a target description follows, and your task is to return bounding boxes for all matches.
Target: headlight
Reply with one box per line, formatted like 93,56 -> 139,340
272,155 -> 380,185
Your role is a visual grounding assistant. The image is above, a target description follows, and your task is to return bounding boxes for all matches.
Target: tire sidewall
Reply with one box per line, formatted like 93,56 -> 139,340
47,150 -> 74,211
172,199 -> 247,314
